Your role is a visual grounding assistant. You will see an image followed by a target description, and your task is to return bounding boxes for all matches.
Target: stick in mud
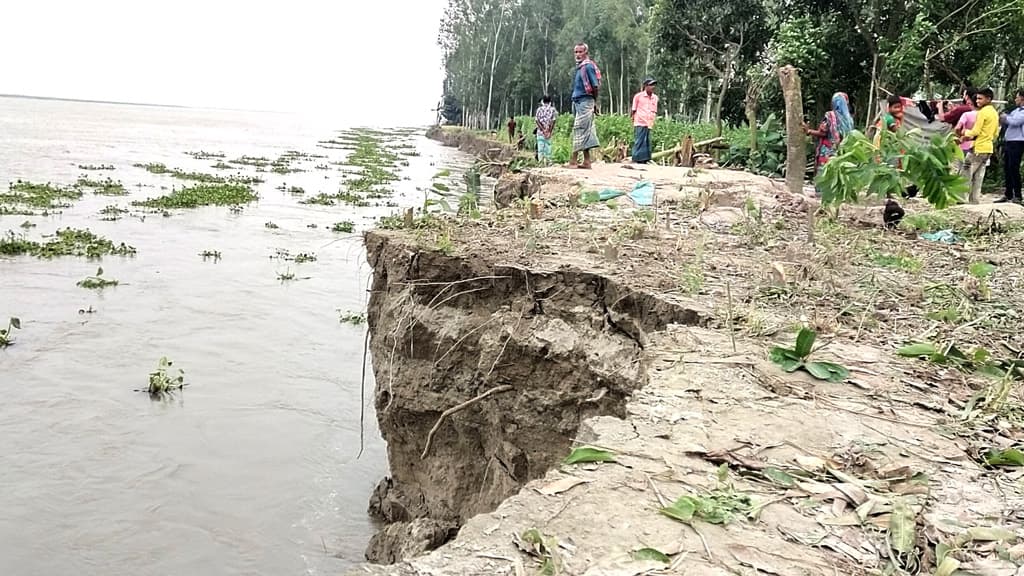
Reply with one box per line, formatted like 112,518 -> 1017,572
420,384 -> 514,459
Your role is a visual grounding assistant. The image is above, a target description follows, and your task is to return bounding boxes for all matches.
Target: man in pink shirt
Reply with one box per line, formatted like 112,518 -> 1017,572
630,78 -> 658,163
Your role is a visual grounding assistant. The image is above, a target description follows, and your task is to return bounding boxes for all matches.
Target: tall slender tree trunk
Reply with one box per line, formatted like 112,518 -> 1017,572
703,79 -> 714,123
484,6 -> 505,129
619,46 -> 625,116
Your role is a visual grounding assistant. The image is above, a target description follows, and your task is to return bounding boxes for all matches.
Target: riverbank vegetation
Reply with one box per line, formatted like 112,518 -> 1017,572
438,0 -> 1022,187
439,0 -> 1022,131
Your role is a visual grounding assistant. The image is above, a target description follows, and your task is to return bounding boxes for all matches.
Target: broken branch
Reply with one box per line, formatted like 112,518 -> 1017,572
421,384 -> 514,459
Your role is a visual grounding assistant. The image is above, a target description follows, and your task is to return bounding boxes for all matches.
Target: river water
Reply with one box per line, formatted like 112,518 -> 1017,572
0,97 -> 474,576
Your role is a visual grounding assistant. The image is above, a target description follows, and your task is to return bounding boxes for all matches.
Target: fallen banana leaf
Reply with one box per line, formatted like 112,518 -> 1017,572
962,526 -> 1016,543
762,467 -> 797,487
889,497 -> 916,554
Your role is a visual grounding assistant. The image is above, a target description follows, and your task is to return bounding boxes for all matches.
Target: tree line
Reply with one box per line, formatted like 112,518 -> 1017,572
437,0 -> 1024,133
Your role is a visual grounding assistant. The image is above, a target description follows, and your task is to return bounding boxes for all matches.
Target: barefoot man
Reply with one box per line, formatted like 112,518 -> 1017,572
569,43 -> 600,169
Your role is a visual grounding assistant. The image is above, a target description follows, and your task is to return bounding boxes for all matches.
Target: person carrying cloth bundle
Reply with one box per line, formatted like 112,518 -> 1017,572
630,78 -> 658,164
569,43 -> 601,169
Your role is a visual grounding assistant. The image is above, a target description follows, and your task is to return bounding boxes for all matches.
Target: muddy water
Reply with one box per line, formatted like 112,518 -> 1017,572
0,97 -> 479,576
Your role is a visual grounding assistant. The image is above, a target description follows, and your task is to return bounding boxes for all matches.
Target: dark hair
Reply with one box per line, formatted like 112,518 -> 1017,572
978,87 -> 995,99
887,95 -> 903,107
964,86 -> 978,98
542,95 -> 551,104
1017,88 -> 1024,98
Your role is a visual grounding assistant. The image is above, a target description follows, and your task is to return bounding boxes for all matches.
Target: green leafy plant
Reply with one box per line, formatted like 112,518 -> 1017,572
563,446 -> 616,465
338,310 -> 367,325
769,327 -> 849,382
76,267 -> 119,290
817,130 -> 966,211
1,228 -> 136,259
132,183 -> 258,209
76,176 -> 127,196
660,465 -> 755,525
516,528 -> 561,576
0,317 -> 21,348
723,113 -> 786,176
897,342 -> 1023,380
329,221 -> 354,233
985,448 -> 1024,467
146,357 -> 186,398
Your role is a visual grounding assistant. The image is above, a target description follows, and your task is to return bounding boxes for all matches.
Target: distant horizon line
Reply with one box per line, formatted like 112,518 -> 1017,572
0,93 -> 284,114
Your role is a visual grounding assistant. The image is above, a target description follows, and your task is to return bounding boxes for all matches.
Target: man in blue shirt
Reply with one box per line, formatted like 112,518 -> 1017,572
1000,88 -> 1024,203
569,43 -> 601,169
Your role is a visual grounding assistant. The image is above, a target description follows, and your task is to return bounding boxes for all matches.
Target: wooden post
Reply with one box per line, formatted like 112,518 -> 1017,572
777,65 -> 806,195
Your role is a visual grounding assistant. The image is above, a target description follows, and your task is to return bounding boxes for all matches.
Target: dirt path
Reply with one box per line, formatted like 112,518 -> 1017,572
351,158 -> 1024,575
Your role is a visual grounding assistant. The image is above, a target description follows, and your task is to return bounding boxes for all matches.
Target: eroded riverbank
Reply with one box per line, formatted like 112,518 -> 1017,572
353,128 -> 1024,575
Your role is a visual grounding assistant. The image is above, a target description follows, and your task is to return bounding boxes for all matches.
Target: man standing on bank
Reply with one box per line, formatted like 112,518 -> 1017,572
631,78 -> 658,164
1000,88 -> 1024,203
570,43 -> 601,169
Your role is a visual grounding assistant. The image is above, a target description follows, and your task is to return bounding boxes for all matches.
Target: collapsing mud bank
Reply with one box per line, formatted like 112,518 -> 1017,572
361,229 -> 712,563
354,144 -> 1024,574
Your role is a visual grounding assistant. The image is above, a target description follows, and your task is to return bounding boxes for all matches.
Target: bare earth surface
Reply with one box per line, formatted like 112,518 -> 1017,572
351,151 -> 1024,576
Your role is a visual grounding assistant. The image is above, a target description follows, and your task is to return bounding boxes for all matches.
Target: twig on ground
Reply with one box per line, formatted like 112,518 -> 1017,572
421,384 -> 514,459
727,282 -> 737,353
646,473 -> 669,508
691,524 -> 713,561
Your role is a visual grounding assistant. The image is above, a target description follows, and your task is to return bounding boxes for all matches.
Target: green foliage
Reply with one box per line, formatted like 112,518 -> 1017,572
817,130 -> 966,210
769,327 -> 849,382
723,113 -> 788,176
514,114 -> 743,165
563,446 -> 616,465
331,221 -> 355,233
985,448 -> 1024,467
0,317 -> 21,348
76,176 -> 126,195
338,310 -> 367,325
76,267 -> 119,290
896,341 -> 1024,380
132,183 -> 258,209
630,548 -> 671,563
1,228 -> 136,259
78,164 -> 115,171
659,466 -> 755,525
0,180 -> 83,211
147,357 -> 186,398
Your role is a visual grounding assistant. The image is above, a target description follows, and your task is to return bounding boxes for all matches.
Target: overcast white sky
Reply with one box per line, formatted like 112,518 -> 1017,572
0,0 -> 447,124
